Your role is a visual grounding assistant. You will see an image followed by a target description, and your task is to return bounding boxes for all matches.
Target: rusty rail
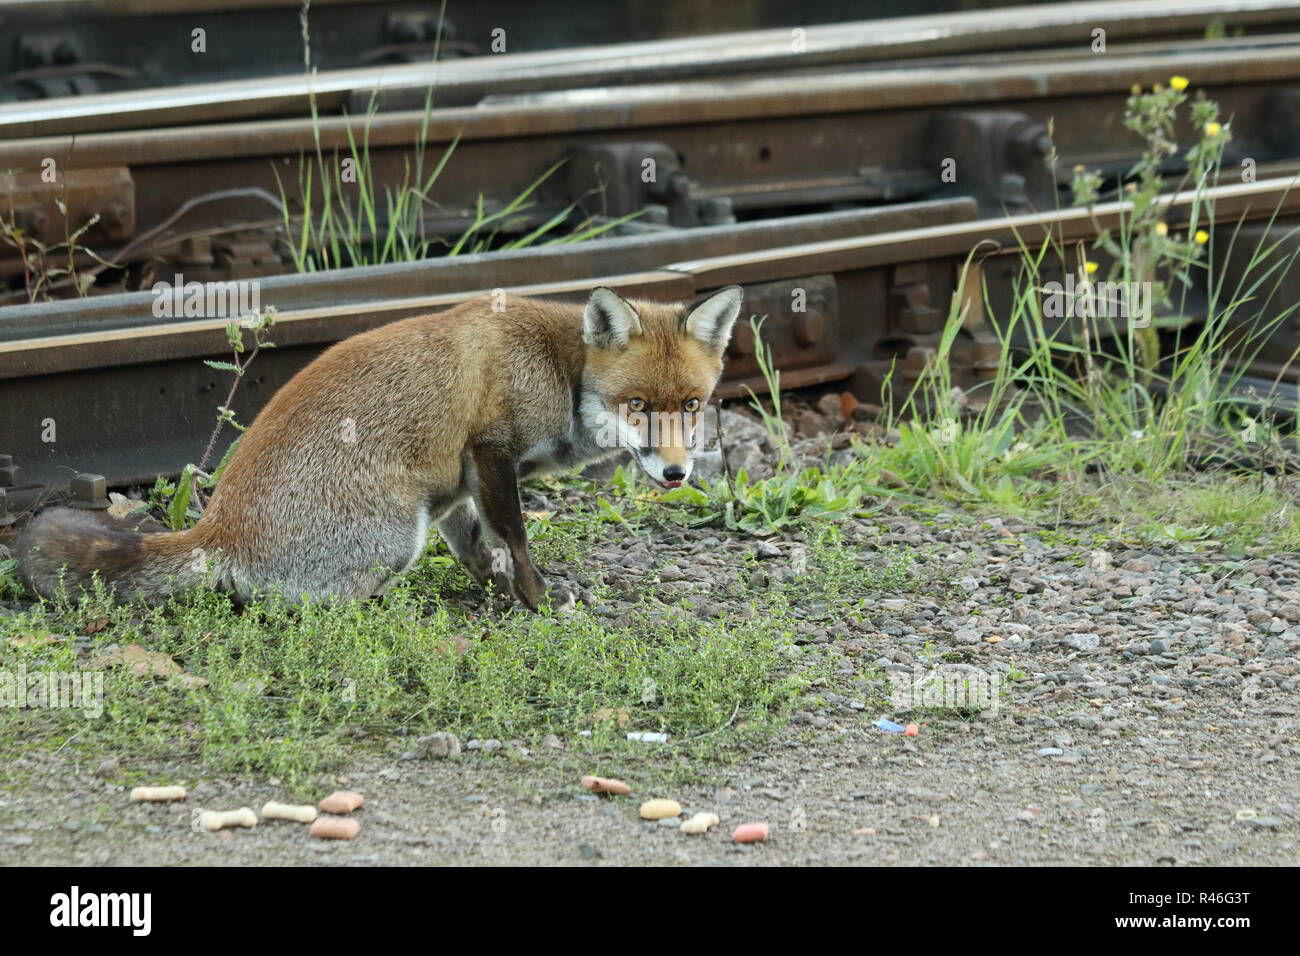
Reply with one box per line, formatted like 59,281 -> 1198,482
5,34 -> 1300,286
1,177 -> 1296,504
5,0 -> 1299,138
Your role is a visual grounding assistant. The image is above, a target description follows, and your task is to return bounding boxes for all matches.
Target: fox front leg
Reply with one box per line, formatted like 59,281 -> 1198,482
470,446 -> 574,612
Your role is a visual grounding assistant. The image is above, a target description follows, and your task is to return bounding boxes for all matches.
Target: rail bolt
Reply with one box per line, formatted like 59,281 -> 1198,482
793,312 -> 824,347
0,455 -> 20,488
695,197 -> 735,226
899,306 -> 942,335
902,346 -> 937,380
642,204 -> 670,225
100,202 -> 133,239
17,37 -> 51,69
69,474 -> 110,510
1011,123 -> 1053,163
53,38 -> 81,65
648,170 -> 691,201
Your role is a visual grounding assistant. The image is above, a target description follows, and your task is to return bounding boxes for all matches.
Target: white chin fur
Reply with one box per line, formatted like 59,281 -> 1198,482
639,451 -> 692,485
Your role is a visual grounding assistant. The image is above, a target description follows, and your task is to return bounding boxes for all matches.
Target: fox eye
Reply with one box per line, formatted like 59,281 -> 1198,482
627,397 -> 646,412
684,398 -> 701,413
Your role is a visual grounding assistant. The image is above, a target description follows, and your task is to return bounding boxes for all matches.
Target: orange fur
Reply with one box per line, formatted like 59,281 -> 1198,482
16,286 -> 743,607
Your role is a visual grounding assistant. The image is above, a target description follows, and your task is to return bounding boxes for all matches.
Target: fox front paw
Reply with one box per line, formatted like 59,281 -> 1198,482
545,584 -> 576,614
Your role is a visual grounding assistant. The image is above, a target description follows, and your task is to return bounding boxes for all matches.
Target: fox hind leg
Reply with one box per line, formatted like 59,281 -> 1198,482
241,507 -> 430,602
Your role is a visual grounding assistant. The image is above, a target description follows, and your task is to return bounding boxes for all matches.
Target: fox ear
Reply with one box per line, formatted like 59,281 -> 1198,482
583,287 -> 642,349
683,285 -> 743,355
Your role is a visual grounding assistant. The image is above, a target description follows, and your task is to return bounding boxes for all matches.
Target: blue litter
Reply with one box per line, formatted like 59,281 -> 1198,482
876,718 -> 906,733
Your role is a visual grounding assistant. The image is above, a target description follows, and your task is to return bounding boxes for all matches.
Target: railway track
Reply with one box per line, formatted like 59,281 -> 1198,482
5,25 -> 1300,294
2,176 -> 1296,526
1,0 -> 1086,101
4,0 -> 1296,136
3,1 -> 1300,534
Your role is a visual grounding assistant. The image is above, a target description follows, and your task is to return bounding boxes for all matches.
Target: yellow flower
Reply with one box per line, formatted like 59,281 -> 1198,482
1205,121 -> 1222,137
1085,261 -> 1099,275
1194,230 -> 1210,245
1155,222 -> 1168,236
1130,83 -> 1142,96
1170,75 -> 1190,91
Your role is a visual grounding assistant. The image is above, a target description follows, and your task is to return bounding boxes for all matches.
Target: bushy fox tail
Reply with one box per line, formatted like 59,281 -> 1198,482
14,508 -> 213,603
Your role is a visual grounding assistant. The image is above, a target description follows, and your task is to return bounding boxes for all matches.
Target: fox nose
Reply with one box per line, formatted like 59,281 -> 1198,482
663,464 -> 686,482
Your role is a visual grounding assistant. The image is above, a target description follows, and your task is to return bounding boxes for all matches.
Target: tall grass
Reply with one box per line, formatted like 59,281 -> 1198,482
866,76 -> 1300,508
276,0 -> 642,271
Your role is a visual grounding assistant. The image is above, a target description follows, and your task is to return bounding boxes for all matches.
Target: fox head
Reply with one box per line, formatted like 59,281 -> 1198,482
580,285 -> 744,488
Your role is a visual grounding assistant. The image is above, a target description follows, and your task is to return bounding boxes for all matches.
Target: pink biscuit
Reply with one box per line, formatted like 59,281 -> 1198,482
732,822 -> 769,843
581,775 -> 632,796
310,816 -> 360,840
318,790 -> 365,814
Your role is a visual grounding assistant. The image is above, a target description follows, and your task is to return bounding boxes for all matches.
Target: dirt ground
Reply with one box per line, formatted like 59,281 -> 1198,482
4,500 -> 1298,866
1,688 -> 1296,866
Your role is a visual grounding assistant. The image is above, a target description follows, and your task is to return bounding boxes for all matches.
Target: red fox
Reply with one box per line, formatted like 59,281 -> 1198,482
16,286 -> 744,609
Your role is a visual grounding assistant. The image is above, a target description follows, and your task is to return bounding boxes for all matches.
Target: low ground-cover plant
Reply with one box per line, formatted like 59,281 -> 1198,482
0,518 -> 833,786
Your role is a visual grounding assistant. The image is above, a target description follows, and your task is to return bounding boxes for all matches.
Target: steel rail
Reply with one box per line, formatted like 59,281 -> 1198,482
0,201 -> 974,372
0,270 -> 690,356
8,41 -> 1300,167
3,0 -> 1298,139
6,178 -> 1294,363
3,37 -> 1299,278
668,178 -> 1300,286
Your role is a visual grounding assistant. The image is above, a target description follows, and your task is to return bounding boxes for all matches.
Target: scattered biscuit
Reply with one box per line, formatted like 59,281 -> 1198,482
732,822 -> 769,843
310,816 -> 360,840
261,801 -> 318,823
130,786 -> 187,802
680,812 -> 720,834
581,775 -> 631,796
199,808 -> 257,831
639,799 -> 682,820
318,791 -> 364,814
